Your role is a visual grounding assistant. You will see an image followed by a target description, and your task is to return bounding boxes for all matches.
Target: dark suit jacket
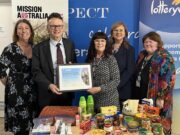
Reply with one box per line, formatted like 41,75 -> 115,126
32,38 -> 76,110
113,44 -> 135,99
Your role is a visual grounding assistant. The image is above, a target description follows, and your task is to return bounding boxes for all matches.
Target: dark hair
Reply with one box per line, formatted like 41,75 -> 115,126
13,19 -> 34,44
109,22 -> 130,49
86,32 -> 112,63
47,12 -> 63,21
142,31 -> 163,49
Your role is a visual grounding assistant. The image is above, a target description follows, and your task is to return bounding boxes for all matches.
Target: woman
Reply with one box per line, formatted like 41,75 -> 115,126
133,31 -> 176,135
110,22 -> 135,110
86,32 -> 120,112
0,19 -> 37,135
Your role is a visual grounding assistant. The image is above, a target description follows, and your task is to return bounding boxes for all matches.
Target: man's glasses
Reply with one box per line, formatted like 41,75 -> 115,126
49,25 -> 64,30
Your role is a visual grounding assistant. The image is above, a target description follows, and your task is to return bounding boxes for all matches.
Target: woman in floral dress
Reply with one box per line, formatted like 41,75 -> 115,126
0,19 -> 37,135
133,32 -> 176,135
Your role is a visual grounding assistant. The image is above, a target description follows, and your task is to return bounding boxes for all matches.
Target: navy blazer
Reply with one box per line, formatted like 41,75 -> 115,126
113,44 -> 135,99
32,38 -> 76,109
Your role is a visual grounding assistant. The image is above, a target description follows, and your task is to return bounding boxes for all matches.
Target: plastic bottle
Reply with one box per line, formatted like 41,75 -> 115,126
75,114 -> 80,126
79,96 -> 87,115
87,95 -> 94,115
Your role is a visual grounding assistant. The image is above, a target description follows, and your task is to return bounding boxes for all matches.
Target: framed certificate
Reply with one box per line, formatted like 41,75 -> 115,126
58,64 -> 92,91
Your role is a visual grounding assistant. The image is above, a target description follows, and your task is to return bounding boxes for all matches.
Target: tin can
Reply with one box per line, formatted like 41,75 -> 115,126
151,123 -> 163,135
141,118 -> 151,131
139,128 -> 147,135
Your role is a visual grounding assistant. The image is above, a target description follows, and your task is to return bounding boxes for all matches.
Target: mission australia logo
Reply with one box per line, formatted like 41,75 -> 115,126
16,6 -> 49,19
151,0 -> 180,16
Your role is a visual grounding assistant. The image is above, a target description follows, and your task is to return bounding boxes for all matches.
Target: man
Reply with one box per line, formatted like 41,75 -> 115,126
32,12 -> 76,112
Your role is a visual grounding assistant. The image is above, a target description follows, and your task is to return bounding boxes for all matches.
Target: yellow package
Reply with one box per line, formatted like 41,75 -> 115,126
100,106 -> 117,116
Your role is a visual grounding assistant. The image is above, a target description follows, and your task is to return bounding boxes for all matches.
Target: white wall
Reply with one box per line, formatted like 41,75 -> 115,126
0,2 -> 12,117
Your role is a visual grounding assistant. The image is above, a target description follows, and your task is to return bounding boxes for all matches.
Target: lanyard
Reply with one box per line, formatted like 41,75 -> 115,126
136,56 -> 149,87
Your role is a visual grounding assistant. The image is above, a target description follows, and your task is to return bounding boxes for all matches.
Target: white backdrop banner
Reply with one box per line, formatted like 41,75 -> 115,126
12,0 -> 68,44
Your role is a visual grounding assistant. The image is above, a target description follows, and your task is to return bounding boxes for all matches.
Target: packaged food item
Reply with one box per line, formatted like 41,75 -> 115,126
100,106 -> 117,116
39,106 -> 78,126
80,119 -> 91,134
82,113 -> 92,121
151,123 -> 163,135
139,128 -> 154,135
139,127 -> 147,135
90,118 -> 97,129
123,116 -> 134,127
138,104 -> 146,113
144,105 -> 160,117
90,129 -> 106,135
141,98 -> 153,106
146,131 -> 154,135
120,127 -> 128,133
114,129 -> 122,135
127,120 -> 139,132
75,114 -> 80,126
122,99 -> 139,116
141,118 -> 151,131
119,114 -> 123,127
104,119 -> 113,134
113,114 -> 120,126
151,116 -> 161,123
95,113 -> 105,129
33,117 -> 54,128
135,113 -> 147,120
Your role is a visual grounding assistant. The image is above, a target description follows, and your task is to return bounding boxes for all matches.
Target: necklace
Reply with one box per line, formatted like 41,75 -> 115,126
93,57 -> 102,68
92,57 -> 103,78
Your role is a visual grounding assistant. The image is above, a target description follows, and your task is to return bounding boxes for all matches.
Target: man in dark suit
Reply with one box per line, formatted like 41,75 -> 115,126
32,13 -> 76,112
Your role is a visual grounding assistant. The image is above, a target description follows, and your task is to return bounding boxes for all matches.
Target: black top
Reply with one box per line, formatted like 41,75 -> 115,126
133,57 -> 151,100
113,44 -> 135,99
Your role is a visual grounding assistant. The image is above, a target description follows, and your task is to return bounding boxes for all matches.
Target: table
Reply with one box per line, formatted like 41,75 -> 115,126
71,126 -> 139,135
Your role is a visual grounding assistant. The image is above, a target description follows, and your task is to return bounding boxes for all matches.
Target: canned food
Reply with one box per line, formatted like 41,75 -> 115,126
127,120 -> 139,132
141,118 -> 151,131
139,127 -> 147,135
151,123 -> 163,135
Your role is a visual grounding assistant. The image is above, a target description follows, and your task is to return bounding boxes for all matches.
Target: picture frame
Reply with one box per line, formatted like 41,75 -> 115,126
57,63 -> 92,91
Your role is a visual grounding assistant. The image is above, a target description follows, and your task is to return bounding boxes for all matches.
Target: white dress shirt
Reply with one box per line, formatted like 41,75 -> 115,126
50,38 -> 66,84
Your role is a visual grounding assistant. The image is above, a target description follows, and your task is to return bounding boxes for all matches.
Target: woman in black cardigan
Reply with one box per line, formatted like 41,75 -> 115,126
110,22 -> 135,111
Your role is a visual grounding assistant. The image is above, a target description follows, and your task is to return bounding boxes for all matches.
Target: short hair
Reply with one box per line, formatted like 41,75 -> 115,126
47,12 -> 63,21
142,31 -> 163,49
86,32 -> 112,63
13,19 -> 34,45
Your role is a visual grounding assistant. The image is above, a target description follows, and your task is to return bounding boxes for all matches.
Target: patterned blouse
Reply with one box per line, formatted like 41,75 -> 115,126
137,48 -> 176,135
92,55 -> 120,111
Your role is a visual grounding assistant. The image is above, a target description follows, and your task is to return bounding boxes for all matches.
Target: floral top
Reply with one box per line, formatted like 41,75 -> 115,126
136,48 -> 176,135
0,43 -> 37,134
